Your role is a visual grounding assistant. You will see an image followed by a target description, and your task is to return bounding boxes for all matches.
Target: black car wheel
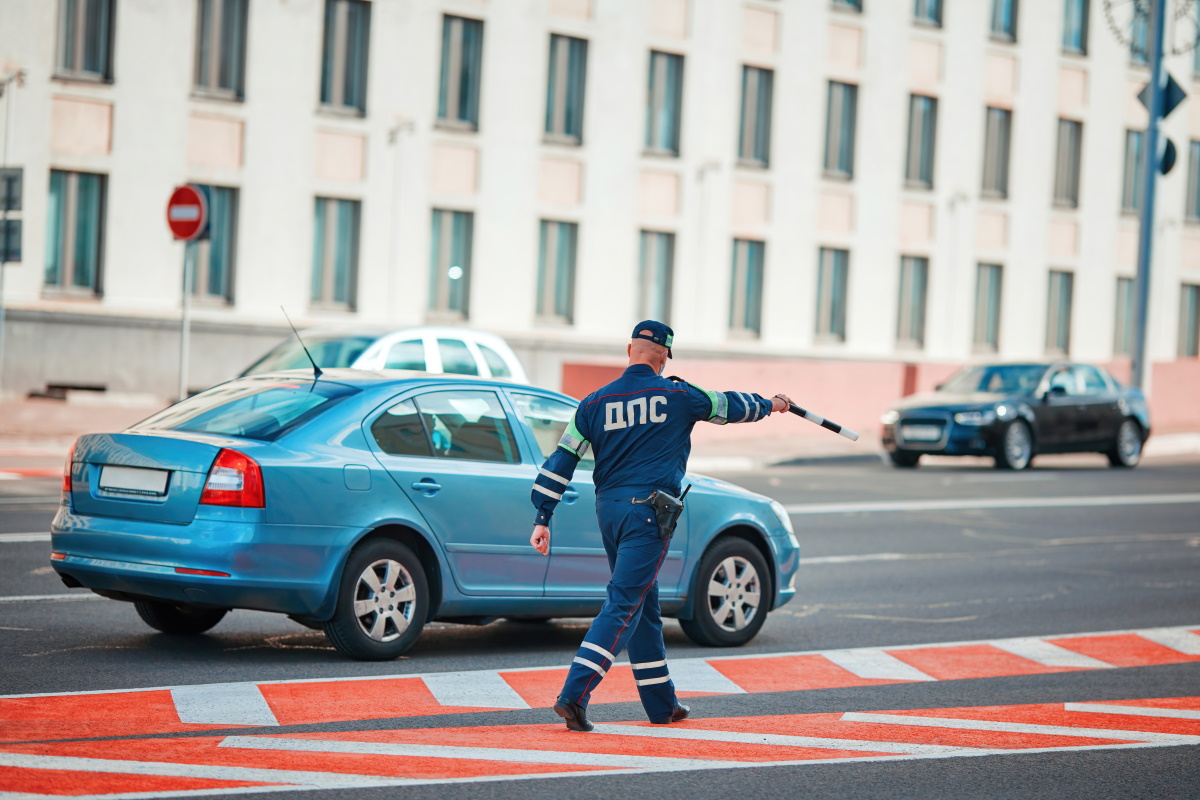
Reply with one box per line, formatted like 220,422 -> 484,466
1106,419 -> 1144,468
679,537 -> 771,648
134,600 -> 228,635
323,538 -> 428,661
888,450 -> 921,468
993,420 -> 1033,470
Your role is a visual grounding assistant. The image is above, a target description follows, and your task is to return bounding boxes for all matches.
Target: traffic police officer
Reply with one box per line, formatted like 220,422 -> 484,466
529,321 -> 792,731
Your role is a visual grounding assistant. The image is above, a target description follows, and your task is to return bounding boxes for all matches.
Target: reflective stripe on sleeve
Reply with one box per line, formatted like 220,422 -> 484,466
533,484 -> 563,501
696,385 -> 728,424
581,641 -> 616,662
737,392 -> 753,423
635,675 -> 671,686
557,415 -> 591,457
539,467 -> 570,486
573,656 -> 607,677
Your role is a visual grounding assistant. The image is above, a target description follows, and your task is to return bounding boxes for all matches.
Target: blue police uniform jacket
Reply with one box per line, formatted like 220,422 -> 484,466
532,364 -> 775,524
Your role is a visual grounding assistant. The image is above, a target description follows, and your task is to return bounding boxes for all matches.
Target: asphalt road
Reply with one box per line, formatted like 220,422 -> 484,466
1,452 -> 1198,799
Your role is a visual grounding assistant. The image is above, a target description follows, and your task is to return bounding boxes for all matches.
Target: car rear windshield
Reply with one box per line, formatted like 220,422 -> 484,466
941,364 -> 1048,395
136,380 -> 360,441
242,335 -> 377,374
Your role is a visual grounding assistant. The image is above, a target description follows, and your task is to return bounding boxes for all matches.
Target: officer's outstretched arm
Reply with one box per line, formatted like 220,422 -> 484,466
683,382 -> 779,424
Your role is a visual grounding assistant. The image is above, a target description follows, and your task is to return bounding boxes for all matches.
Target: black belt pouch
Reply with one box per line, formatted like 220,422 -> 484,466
646,488 -> 687,541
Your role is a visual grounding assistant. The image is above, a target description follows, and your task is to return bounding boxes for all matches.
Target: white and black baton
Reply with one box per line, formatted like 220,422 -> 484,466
786,402 -> 859,442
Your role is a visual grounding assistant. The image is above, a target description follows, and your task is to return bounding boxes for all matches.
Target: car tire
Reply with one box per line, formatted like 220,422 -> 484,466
134,600 -> 227,635
679,537 -> 772,648
323,538 -> 429,661
993,420 -> 1033,471
1106,419 -> 1144,468
888,450 -> 921,468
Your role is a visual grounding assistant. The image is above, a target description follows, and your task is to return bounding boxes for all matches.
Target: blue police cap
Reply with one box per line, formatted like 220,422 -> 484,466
632,320 -> 674,358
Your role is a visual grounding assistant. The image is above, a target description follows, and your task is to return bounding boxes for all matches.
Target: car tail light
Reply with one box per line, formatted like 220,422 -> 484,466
62,442 -> 75,493
175,567 -> 231,577
199,449 -> 265,508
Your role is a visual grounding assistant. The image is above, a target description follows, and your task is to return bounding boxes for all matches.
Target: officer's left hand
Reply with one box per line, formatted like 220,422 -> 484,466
530,525 -> 550,555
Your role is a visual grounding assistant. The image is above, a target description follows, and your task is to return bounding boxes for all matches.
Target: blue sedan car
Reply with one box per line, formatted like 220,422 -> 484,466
50,371 -> 799,660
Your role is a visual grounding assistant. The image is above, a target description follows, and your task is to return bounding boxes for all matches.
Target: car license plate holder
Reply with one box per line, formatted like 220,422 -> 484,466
99,466 -> 169,496
900,424 -> 943,442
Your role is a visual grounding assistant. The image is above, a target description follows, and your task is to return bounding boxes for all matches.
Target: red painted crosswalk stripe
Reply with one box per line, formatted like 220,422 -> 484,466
1044,634 -> 1200,668
0,765 -> 280,796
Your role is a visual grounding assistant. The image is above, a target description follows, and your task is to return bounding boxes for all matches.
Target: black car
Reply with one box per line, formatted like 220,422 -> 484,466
880,362 -> 1150,470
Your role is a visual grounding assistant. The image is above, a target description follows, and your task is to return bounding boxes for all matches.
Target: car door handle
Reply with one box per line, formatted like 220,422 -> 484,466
410,479 -> 441,497
562,486 -> 580,504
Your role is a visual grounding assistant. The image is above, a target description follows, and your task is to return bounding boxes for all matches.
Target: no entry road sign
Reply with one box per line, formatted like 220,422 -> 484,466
166,185 -> 207,241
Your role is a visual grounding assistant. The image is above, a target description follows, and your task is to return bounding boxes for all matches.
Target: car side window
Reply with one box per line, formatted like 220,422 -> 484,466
479,343 -> 513,378
1075,366 -> 1109,395
511,393 -> 595,469
370,399 -> 432,457
438,339 -> 479,376
385,340 -> 426,371
414,390 -> 518,463
1047,369 -> 1075,395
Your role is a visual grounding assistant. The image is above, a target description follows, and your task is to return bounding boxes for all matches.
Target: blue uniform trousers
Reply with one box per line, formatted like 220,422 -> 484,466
559,497 -> 678,722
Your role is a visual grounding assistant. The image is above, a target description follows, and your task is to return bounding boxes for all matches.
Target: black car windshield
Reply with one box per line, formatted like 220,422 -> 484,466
136,379 -> 360,441
940,364 -> 1048,395
242,335 -> 377,375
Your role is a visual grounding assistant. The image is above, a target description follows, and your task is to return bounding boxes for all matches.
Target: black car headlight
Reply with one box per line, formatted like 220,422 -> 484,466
954,410 -> 997,426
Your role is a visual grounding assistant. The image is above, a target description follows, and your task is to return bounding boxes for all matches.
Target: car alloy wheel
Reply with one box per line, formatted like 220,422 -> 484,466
995,420 -> 1033,470
353,559 -> 417,642
1107,419 -> 1143,468
323,538 -> 428,660
679,537 -> 772,647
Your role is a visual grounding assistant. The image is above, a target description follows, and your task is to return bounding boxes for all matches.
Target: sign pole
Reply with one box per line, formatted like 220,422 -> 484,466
178,240 -> 194,402
1131,0 -> 1166,391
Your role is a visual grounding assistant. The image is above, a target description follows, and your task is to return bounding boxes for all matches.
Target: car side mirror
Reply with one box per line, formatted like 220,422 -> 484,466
934,383 -> 944,391
1043,385 -> 1067,400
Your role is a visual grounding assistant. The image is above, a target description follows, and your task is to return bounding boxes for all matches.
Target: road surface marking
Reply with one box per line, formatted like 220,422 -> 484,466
988,638 -> 1115,669
171,684 -> 280,727
0,593 -> 101,604
668,659 -> 747,694
1135,627 -> 1200,655
588,724 -> 985,756
0,533 -> 50,543
422,672 -> 531,709
1064,703 -> 1200,720
840,713 -> 1200,744
783,492 -> 1200,515
820,649 -> 937,681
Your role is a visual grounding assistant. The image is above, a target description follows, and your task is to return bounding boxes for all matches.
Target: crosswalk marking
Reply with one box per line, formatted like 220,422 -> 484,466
171,684 -> 279,727
667,658 -> 747,694
1135,627 -> 1200,655
989,637 -> 1115,669
820,649 -> 937,681
422,672 -> 531,710
1064,703 -> 1200,720
839,713 -> 1200,744
589,724 -> 986,755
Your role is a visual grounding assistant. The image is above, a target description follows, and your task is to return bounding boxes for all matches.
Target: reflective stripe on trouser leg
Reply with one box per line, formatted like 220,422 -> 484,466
560,501 -> 671,709
627,579 -> 677,722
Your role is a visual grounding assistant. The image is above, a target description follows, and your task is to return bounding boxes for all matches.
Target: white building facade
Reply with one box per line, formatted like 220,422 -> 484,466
1,0 -> 1199,399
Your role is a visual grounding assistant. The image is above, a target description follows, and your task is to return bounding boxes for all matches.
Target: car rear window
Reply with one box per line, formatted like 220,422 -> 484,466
243,335 -> 376,374
136,380 -> 360,441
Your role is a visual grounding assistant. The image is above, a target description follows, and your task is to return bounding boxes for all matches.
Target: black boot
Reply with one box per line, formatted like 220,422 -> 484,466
554,696 -> 594,732
652,703 -> 690,724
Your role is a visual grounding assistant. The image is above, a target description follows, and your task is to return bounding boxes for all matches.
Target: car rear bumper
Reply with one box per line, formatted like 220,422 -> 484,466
50,507 -> 357,617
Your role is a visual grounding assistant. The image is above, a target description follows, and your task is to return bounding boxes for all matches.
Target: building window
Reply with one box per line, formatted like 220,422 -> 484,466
1181,284 -> 1200,357
833,0 -> 862,11
990,0 -> 1018,41
319,0 -> 370,114
1187,141 -> 1200,220
905,94 -> 938,189
311,198 -> 360,310
914,0 -> 941,26
1130,4 -> 1148,66
1054,119 -> 1083,208
438,15 -> 484,129
1061,0 -> 1088,54
897,256 -> 929,349
645,51 -> 683,155
730,239 -> 765,336
974,263 -> 1003,352
738,66 -> 773,167
194,0 -> 249,99
190,185 -> 238,303
823,81 -> 857,179
1114,276 -> 1135,356
536,220 -> 578,324
816,247 -> 849,342
1046,269 -> 1074,356
44,170 -> 105,294
981,107 -> 1012,198
429,209 -> 473,318
1195,2 -> 1200,76
56,0 -> 115,81
1122,129 -> 1144,214
639,230 -> 674,323
545,34 -> 587,144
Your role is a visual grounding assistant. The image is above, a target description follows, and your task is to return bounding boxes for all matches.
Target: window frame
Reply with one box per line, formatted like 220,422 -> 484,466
1045,269 -> 1074,356
1061,0 -> 1089,55
437,14 -> 485,131
645,50 -> 684,156
311,196 -> 361,311
319,0 -> 371,115
1180,283 -> 1200,358
55,0 -> 116,82
730,238 -> 766,338
43,169 -> 107,297
193,0 -> 249,100
1114,276 -> 1135,357
536,219 -> 579,325
905,94 -> 938,189
973,263 -> 1003,353
896,255 -> 929,349
913,0 -> 942,27
1122,129 -> 1145,215
428,208 -> 474,320
638,230 -> 675,324
189,184 -> 239,305
1186,140 -> 1200,221
738,65 -> 774,168
990,0 -> 1019,42
815,247 -> 850,343
544,33 -> 588,145
981,106 -> 1013,198
1054,118 -> 1083,208
823,80 -> 858,179
832,0 -> 863,12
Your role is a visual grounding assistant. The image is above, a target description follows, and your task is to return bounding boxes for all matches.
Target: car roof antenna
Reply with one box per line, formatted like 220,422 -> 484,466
280,306 -> 323,381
